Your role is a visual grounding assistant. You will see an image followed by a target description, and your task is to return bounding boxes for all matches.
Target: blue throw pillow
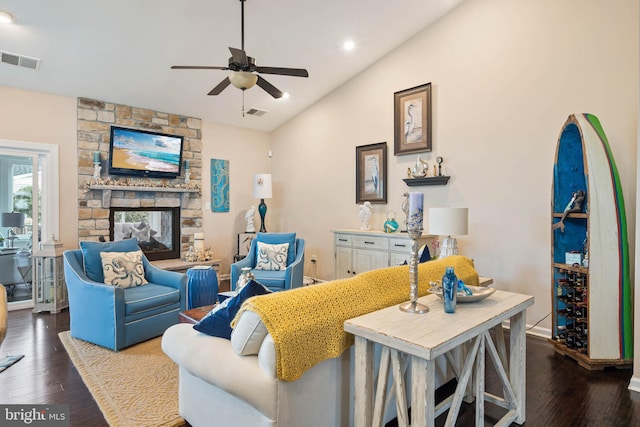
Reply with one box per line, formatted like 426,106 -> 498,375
256,232 -> 296,266
193,280 -> 271,339
80,238 -> 142,283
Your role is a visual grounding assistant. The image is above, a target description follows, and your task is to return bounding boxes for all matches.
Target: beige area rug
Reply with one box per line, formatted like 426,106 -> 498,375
59,331 -> 185,427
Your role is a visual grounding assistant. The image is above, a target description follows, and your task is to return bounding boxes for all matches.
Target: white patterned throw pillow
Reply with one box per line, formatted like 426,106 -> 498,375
255,242 -> 289,271
100,250 -> 148,288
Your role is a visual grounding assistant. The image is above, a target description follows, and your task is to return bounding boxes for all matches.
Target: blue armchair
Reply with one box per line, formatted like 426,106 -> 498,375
231,233 -> 305,292
63,239 -> 187,351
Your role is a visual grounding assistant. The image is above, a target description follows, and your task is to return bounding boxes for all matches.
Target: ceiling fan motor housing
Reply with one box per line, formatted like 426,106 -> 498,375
228,55 -> 256,72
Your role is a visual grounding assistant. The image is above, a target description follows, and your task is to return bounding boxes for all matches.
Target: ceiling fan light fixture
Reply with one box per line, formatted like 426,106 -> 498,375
229,71 -> 258,90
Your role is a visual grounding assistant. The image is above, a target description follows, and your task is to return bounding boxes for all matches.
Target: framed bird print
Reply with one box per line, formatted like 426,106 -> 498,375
394,83 -> 432,155
356,142 -> 387,204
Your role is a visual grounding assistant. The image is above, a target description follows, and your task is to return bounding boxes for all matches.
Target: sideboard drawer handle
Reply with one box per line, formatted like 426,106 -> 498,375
338,238 -> 348,242
394,244 -> 407,248
364,241 -> 375,245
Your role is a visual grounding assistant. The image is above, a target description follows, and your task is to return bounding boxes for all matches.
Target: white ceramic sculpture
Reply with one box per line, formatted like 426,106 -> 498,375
358,202 -> 373,230
245,205 -> 256,232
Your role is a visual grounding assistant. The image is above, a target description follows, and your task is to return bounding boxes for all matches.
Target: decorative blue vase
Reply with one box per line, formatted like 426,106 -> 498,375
442,266 -> 457,313
186,266 -> 219,309
383,211 -> 399,233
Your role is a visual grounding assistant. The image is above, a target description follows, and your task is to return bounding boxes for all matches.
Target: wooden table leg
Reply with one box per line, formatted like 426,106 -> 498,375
354,336 -> 375,427
474,334 -> 485,426
411,355 -> 433,427
510,311 -> 527,424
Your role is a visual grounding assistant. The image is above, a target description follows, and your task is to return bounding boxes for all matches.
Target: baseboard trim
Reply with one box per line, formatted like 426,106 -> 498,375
501,320 -> 552,339
628,376 -> 640,393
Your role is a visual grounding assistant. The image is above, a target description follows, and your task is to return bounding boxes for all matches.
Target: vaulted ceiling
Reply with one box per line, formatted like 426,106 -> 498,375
0,0 -> 464,131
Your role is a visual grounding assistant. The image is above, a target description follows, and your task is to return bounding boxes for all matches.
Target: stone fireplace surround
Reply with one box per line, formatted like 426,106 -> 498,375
76,97 -> 203,260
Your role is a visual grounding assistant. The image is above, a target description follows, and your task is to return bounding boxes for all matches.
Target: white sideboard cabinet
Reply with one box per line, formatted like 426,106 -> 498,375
333,229 -> 435,279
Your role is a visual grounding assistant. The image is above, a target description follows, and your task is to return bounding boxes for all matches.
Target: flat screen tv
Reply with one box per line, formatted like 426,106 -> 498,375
108,126 -> 184,179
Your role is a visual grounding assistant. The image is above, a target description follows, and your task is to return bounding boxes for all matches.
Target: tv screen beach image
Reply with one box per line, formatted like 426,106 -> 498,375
111,128 -> 182,173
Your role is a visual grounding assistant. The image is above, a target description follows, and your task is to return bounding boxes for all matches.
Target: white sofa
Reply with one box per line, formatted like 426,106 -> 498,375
163,322 -> 350,427
162,257 -> 481,427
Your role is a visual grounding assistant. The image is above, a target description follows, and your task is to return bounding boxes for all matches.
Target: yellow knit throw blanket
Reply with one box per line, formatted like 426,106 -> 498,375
233,255 -> 479,381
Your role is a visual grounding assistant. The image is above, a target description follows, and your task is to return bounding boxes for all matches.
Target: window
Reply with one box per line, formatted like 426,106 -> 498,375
0,139 -> 59,309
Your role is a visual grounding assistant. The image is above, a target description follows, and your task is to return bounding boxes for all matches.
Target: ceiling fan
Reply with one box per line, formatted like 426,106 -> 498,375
171,0 -> 309,100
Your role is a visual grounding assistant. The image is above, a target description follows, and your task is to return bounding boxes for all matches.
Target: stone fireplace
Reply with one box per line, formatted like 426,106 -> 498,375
76,97 -> 203,259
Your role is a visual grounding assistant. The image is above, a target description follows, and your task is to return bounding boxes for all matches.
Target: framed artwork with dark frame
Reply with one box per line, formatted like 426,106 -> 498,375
394,83 -> 432,155
356,142 -> 387,204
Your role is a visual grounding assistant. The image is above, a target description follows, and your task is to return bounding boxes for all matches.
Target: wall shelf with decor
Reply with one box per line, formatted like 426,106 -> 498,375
402,176 -> 450,186
87,184 -> 199,208
549,114 -> 632,370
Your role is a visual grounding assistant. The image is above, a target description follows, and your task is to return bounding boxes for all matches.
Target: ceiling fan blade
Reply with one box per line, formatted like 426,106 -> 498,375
255,66 -> 309,78
229,47 -> 249,67
208,77 -> 231,95
171,65 -> 229,70
256,76 -> 283,99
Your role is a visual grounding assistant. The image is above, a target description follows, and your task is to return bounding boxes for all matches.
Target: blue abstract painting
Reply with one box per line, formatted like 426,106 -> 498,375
210,159 -> 229,212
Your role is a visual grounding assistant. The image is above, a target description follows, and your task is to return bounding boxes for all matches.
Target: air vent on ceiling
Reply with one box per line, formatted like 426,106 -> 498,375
1,50 -> 41,70
246,108 -> 268,117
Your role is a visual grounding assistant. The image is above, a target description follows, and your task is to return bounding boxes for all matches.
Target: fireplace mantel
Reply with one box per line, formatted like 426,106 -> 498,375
87,184 -> 200,208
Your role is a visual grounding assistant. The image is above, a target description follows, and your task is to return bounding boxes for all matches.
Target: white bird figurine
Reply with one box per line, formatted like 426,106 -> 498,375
358,202 -> 373,230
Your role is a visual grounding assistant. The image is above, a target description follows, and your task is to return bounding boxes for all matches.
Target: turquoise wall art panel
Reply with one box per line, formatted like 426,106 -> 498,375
210,159 -> 229,212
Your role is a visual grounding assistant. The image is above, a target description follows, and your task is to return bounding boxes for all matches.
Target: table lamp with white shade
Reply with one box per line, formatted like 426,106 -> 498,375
428,207 -> 468,258
254,173 -> 272,232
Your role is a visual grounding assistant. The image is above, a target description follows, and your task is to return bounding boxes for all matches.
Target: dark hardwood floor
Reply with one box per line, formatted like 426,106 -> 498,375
1,307 -> 639,426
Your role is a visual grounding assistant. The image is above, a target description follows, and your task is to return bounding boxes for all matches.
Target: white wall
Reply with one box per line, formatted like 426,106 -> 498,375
0,87 -> 77,246
271,0 -> 638,334
200,122 -> 271,275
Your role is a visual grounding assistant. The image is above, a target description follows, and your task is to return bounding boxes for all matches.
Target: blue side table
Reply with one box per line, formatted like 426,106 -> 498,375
186,266 -> 219,309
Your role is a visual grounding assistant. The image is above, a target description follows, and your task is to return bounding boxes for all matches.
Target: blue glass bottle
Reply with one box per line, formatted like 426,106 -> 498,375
442,266 -> 457,313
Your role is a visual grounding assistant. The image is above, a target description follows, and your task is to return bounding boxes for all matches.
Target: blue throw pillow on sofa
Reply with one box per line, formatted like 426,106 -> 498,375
256,232 -> 296,266
80,238 -> 142,283
193,280 -> 271,339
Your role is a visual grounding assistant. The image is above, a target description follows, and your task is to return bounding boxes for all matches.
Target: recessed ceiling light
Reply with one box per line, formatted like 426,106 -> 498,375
0,11 -> 15,24
343,40 -> 356,52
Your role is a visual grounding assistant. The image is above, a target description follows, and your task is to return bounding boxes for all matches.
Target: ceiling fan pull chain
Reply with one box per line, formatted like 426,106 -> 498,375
242,89 -> 245,117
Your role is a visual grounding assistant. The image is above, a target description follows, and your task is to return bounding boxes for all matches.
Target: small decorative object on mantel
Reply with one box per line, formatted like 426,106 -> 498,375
184,160 -> 191,184
84,177 -> 201,193
399,191 -> 429,314
358,202 -> 373,230
93,151 -> 102,180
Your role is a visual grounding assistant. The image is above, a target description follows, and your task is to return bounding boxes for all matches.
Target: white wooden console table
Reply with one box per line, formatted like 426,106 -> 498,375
344,290 -> 534,427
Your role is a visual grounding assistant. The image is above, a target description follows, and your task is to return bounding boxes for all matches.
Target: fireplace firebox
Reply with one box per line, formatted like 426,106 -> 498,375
109,207 -> 180,261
